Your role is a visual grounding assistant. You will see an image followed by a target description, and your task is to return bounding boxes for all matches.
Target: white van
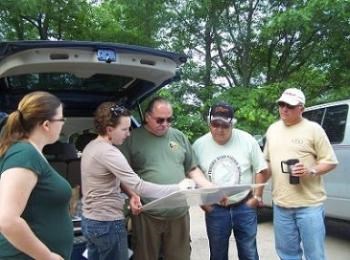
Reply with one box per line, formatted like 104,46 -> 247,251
263,99 -> 350,222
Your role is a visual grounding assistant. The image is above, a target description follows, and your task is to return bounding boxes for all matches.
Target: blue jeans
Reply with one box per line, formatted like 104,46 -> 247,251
205,203 -> 259,260
273,204 -> 326,260
81,216 -> 128,260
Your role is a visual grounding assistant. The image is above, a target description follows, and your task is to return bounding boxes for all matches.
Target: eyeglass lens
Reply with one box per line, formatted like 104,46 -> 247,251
211,121 -> 230,129
50,118 -> 66,122
155,117 -> 173,124
278,102 -> 298,109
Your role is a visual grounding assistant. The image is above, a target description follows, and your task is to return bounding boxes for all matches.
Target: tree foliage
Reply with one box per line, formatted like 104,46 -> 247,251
0,0 -> 91,40
1,0 -> 350,139
161,0 -> 350,137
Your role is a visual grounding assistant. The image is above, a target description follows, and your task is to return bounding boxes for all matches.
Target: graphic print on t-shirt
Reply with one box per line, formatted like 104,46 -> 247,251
207,155 -> 241,186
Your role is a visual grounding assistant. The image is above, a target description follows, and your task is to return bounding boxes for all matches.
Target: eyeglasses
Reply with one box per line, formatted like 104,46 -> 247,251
278,102 -> 300,109
210,121 -> 231,129
150,114 -> 173,124
110,105 -> 127,117
49,117 -> 66,122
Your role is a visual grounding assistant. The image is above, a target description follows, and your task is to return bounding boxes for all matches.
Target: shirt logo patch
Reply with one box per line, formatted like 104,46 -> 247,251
207,155 -> 241,185
169,141 -> 179,150
291,138 -> 303,145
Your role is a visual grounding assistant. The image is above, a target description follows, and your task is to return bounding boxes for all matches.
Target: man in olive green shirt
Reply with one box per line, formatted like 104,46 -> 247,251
121,97 -> 212,260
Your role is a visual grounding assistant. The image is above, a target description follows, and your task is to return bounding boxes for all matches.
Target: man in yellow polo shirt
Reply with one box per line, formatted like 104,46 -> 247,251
264,88 -> 338,260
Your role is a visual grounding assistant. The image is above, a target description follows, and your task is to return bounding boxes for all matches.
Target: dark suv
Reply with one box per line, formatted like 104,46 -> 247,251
0,40 -> 187,259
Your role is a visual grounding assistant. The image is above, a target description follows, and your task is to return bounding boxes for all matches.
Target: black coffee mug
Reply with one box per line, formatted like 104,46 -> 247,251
281,159 -> 300,185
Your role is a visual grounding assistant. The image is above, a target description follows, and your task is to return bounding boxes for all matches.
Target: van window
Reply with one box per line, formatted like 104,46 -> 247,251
303,108 -> 325,125
303,104 -> 348,144
322,105 -> 348,144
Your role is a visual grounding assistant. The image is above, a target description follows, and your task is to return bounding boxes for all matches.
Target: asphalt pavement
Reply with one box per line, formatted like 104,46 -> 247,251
189,207 -> 350,260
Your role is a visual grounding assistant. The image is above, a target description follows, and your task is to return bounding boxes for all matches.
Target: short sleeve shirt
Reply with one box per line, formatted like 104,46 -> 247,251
264,119 -> 338,207
193,129 -> 267,204
120,127 -> 197,218
0,142 -> 73,259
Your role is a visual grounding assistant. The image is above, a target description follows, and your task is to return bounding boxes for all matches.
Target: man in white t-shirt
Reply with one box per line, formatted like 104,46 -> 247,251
264,88 -> 338,260
193,102 -> 269,260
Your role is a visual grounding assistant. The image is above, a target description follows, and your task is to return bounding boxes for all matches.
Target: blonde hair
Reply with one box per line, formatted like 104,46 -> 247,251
0,91 -> 62,157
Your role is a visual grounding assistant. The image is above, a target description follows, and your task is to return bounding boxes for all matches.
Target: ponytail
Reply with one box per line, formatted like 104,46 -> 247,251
0,91 -> 62,157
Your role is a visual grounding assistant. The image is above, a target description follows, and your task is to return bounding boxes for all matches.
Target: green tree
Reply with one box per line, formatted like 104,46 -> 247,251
0,0 -> 166,46
0,0 -> 91,40
159,0 -> 350,138
1,0 -> 350,140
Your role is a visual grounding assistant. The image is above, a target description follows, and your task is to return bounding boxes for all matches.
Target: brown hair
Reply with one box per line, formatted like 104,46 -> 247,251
0,91 -> 62,157
94,102 -> 131,136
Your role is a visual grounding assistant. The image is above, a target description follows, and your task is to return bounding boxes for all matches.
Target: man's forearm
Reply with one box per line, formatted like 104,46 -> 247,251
254,168 -> 270,197
308,162 -> 337,176
188,167 -> 214,188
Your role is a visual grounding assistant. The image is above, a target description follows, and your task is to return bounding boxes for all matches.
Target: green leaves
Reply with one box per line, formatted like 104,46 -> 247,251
1,0 -> 349,140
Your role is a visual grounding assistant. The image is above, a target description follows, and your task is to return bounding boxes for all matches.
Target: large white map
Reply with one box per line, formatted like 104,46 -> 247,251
142,183 -> 266,211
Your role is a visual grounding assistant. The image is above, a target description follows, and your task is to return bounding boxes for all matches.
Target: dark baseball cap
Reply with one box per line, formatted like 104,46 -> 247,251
209,102 -> 234,124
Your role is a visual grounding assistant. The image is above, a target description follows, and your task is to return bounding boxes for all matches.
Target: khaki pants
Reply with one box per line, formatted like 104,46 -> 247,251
131,212 -> 191,260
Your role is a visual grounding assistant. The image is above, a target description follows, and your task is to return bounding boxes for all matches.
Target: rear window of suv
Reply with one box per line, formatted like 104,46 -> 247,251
7,73 -> 134,92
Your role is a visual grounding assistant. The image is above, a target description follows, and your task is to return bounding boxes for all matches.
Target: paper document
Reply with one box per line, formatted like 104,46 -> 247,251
142,183 -> 266,211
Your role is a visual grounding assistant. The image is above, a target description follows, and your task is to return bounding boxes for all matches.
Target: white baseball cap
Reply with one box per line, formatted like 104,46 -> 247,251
277,88 -> 305,106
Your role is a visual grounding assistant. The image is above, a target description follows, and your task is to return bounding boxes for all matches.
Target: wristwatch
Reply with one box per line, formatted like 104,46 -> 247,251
253,195 -> 262,203
310,168 -> 318,176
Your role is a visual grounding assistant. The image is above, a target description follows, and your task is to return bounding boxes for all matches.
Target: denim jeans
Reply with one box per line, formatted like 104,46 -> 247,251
205,203 -> 259,260
81,216 -> 128,260
273,204 -> 326,260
